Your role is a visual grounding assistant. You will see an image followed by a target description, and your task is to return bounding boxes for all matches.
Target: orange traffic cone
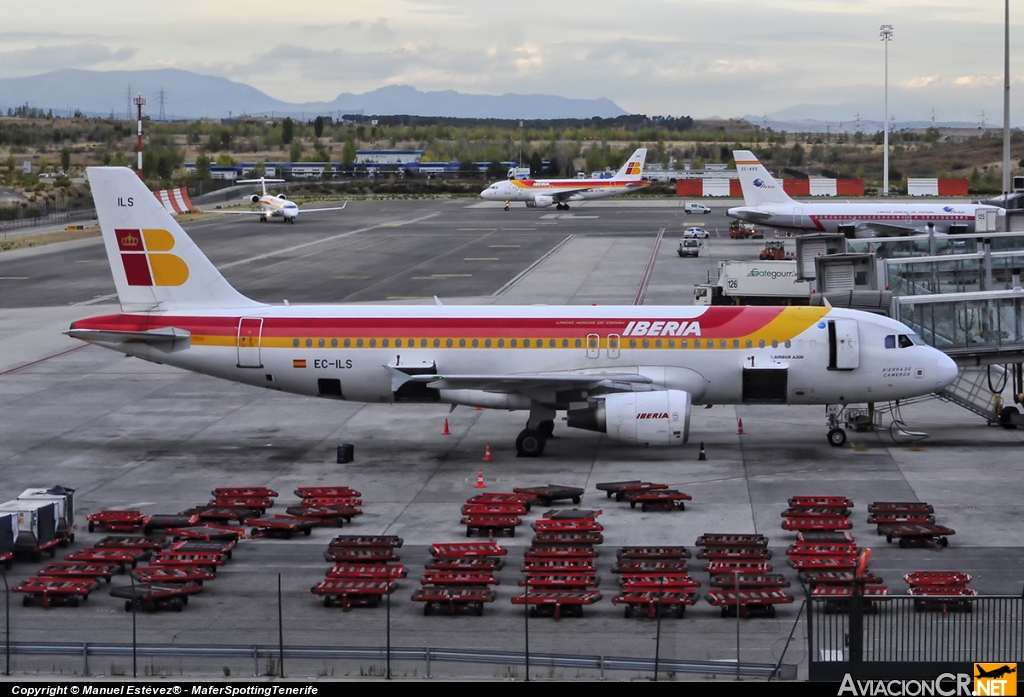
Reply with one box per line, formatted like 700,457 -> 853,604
476,468 -> 486,488
443,418 -> 451,435
483,445 -> 493,462
737,418 -> 745,435
698,442 -> 707,461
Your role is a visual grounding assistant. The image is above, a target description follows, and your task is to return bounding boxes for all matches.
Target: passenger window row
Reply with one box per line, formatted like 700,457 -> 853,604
285,337 -> 794,349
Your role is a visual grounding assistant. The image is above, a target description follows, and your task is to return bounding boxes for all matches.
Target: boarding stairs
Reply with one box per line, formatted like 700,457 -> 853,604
938,366 -> 1009,425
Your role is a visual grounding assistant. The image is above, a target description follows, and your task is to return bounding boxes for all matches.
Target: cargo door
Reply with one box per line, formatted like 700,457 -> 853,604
742,367 -> 788,403
237,317 -> 264,368
828,319 -> 860,370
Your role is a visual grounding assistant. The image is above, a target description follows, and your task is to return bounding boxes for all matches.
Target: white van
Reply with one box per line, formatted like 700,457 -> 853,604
684,202 -> 711,214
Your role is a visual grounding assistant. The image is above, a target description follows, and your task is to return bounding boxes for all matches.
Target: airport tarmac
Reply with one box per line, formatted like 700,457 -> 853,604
0,198 -> 1021,680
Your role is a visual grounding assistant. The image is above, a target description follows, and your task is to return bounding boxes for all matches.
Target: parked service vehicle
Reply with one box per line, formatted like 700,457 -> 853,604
678,239 -> 703,257
693,260 -> 811,306
683,227 -> 710,239
729,222 -> 764,239
684,202 -> 711,214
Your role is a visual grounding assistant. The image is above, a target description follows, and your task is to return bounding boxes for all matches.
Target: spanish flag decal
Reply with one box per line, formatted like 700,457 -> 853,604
293,359 -> 307,369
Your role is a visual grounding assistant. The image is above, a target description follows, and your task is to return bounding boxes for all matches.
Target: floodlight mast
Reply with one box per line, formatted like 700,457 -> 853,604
880,24 -> 893,197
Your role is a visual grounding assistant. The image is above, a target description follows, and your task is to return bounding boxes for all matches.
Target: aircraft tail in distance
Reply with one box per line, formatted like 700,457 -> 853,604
733,150 -> 796,207
614,148 -> 647,179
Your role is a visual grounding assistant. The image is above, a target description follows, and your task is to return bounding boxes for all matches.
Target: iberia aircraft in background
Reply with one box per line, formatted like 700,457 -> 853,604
728,150 -> 1005,238
70,167 -> 958,455
206,177 -> 347,224
480,148 -> 649,210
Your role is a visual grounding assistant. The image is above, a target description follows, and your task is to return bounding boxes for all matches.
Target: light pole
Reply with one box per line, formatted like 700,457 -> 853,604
880,24 -> 893,197
1003,0 -> 1011,200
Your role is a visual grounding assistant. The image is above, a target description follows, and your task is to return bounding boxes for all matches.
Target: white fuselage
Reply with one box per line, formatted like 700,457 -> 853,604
481,178 -> 647,205
74,304 -> 957,410
259,196 -> 300,221
727,201 -> 1000,236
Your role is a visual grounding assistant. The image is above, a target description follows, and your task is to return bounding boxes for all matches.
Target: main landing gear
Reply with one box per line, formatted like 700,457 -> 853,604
556,203 -> 570,211
516,409 -> 556,457
259,215 -> 267,223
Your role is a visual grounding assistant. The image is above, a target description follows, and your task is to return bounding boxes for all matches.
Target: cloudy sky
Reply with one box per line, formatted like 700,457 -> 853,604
3,0 -> 1021,124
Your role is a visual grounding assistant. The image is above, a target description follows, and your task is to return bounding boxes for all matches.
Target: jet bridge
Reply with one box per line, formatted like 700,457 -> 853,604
894,287 -> 1024,427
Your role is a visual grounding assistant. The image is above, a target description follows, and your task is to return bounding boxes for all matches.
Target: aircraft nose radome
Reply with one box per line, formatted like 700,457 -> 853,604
935,352 -> 959,390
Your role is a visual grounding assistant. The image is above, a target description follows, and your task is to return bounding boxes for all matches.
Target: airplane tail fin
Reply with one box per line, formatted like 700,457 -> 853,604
615,148 -> 647,180
238,177 -> 284,197
732,150 -> 795,206
87,167 -> 264,313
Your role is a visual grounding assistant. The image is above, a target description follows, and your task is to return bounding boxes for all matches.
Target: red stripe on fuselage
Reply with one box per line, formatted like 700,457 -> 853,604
71,307 -> 788,339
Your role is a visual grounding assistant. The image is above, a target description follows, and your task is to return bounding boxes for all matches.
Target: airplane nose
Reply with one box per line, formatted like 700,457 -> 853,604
935,352 -> 959,390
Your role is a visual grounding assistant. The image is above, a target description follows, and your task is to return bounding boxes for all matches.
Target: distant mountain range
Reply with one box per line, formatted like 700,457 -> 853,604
743,100 -> 1005,134
0,69 -> 627,120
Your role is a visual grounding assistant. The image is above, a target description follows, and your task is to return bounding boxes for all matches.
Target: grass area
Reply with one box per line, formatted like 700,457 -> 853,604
0,226 -> 100,252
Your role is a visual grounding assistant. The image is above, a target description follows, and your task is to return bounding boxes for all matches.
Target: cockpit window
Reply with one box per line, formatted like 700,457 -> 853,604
885,335 -> 896,349
898,334 -> 915,349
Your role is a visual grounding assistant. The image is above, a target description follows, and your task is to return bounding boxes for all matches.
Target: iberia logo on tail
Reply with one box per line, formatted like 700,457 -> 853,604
116,228 -> 189,287
626,161 -> 642,176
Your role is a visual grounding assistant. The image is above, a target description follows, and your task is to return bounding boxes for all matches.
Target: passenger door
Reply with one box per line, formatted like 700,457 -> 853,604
237,318 -> 264,369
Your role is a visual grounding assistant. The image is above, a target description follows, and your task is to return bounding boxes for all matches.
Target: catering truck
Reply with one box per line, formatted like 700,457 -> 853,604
693,260 -> 812,306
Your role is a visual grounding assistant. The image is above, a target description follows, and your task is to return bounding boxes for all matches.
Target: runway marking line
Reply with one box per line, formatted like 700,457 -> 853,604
463,258 -> 499,261
412,274 -> 472,279
489,245 -> 520,248
0,276 -> 29,280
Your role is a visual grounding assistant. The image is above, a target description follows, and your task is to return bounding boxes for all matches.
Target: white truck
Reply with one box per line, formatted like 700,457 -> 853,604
693,260 -> 812,306
507,166 -> 531,180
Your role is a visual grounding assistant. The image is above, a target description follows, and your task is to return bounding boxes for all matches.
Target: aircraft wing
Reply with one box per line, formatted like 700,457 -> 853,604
392,370 -> 653,397
299,203 -> 348,213
857,222 -> 935,238
201,208 -> 265,215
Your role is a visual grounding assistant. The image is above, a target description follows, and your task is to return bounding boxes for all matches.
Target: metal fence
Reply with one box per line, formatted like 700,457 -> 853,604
0,207 -> 96,236
809,592 -> 1024,680
0,568 -> 800,681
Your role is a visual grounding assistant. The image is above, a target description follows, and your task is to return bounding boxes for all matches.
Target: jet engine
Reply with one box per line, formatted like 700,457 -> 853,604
526,195 -> 555,208
277,194 -> 288,200
566,390 -> 691,446
249,194 -> 261,203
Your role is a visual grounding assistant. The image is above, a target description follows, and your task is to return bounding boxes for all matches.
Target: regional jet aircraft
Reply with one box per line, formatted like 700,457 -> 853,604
728,150 -> 1004,238
206,177 -> 347,223
480,148 -> 649,210
69,167 -> 958,454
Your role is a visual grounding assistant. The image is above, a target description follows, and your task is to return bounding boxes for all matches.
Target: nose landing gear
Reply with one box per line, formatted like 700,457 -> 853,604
826,404 -> 847,447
